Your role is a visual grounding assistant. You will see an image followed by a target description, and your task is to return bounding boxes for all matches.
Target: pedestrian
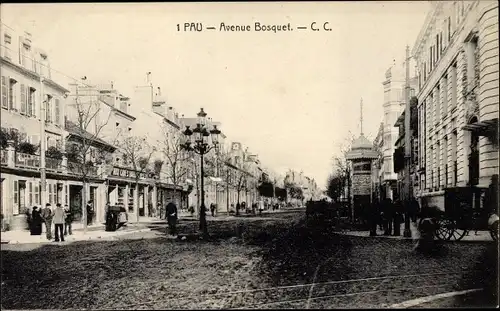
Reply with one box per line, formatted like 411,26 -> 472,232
393,199 -> 403,236
41,203 -> 53,240
383,198 -> 393,236
64,204 -> 73,236
369,200 -> 380,236
166,201 -> 178,238
30,206 -> 43,235
53,203 -> 65,242
236,202 -> 241,215
210,203 -> 216,217
258,200 -> 264,215
86,200 -> 94,226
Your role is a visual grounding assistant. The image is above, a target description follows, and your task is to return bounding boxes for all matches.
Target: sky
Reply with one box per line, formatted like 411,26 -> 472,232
1,1 -> 429,189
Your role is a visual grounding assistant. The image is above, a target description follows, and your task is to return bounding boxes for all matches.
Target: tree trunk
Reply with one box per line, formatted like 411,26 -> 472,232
236,189 -> 240,216
135,181 -> 140,223
82,180 -> 87,233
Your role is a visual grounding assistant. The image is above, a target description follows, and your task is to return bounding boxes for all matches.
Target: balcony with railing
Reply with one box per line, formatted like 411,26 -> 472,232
15,152 -> 41,169
1,148 -> 99,178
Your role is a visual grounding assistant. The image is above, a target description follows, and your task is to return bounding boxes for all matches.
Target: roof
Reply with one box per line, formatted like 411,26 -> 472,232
65,120 -> 116,151
351,134 -> 373,150
346,134 -> 378,160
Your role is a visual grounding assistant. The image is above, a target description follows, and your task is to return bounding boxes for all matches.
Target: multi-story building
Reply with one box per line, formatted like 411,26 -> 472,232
413,1 -> 499,209
380,62 -> 419,200
1,27 -> 113,229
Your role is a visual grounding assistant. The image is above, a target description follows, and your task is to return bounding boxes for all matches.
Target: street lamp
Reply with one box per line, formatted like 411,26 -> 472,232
180,108 -> 221,238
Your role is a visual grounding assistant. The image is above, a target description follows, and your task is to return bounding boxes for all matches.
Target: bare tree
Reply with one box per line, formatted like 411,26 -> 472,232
233,160 -> 252,215
330,132 -> 356,217
159,123 -> 191,209
65,87 -> 113,233
118,135 -> 156,222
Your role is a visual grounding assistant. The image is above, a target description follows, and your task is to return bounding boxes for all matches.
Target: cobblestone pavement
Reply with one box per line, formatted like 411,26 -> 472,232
1,210 -> 497,309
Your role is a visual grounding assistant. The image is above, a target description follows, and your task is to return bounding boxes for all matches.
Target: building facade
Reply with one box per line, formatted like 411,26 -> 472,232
413,1 -> 499,209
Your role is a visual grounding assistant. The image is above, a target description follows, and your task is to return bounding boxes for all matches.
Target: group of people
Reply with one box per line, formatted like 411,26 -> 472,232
28,203 -> 74,242
369,197 -> 420,236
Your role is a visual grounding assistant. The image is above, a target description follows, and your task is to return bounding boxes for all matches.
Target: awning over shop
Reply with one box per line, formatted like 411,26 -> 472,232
462,118 -> 498,136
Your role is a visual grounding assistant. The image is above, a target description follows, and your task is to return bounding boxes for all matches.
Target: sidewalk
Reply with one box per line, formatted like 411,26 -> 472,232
1,226 -> 151,245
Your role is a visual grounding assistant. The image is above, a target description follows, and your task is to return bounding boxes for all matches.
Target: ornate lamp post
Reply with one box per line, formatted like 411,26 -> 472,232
180,108 -> 221,238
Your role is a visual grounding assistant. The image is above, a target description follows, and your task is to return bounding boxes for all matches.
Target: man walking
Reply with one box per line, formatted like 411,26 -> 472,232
166,201 -> 178,238
41,203 -> 53,240
53,203 -> 65,242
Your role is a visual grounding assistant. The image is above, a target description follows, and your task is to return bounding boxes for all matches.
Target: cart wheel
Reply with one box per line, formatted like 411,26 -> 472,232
490,220 -> 499,242
435,218 -> 454,241
449,226 -> 467,241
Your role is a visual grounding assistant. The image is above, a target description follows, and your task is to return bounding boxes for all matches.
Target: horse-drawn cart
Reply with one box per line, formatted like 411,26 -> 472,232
433,186 -> 498,242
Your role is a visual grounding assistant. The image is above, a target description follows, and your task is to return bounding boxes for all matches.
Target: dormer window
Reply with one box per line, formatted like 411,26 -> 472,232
116,122 -> 120,127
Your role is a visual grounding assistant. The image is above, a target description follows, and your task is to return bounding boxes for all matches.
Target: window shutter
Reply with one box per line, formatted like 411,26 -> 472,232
1,76 -> 7,108
20,84 -> 27,114
28,182 -> 33,206
55,98 -> 60,125
14,180 -> 19,204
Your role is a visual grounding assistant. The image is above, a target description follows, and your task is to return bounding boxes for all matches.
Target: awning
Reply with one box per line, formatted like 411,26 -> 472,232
462,118 -> 498,136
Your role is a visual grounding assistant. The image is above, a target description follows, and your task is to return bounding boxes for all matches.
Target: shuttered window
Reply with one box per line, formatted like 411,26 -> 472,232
13,180 -> 19,215
54,98 -> 60,125
48,184 -> 52,204
65,185 -> 69,205
34,183 -> 40,205
28,182 -> 33,207
20,84 -> 27,114
1,76 -> 7,108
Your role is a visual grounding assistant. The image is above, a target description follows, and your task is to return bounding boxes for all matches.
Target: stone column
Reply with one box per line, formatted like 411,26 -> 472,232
6,140 -> 15,167
144,185 -> 149,217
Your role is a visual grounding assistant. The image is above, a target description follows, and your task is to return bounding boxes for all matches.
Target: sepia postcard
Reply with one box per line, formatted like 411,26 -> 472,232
0,1 -> 498,309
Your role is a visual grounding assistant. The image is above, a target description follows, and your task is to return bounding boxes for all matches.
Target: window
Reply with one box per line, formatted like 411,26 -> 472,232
450,63 -> 457,109
116,122 -> 120,127
34,183 -> 40,205
20,84 -> 27,114
436,34 -> 440,61
9,78 -> 16,110
429,46 -> 433,70
1,76 -> 7,108
14,180 -> 19,206
4,34 -> 11,44
442,75 -> 448,114
28,182 -> 33,206
54,98 -> 60,124
65,185 -> 69,205
45,95 -> 52,122
435,84 -> 441,122
28,87 -> 36,117
48,184 -> 53,204
439,33 -> 443,55
447,17 -> 451,42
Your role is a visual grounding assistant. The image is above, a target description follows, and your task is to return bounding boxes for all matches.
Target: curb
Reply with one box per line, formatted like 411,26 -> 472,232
389,288 -> 483,308
2,228 -> 151,245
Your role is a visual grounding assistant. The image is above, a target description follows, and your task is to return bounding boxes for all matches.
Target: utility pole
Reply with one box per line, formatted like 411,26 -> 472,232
403,45 -> 412,238
39,75 -> 47,211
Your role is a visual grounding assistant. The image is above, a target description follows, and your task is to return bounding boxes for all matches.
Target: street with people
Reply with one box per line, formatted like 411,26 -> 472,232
1,207 -> 497,309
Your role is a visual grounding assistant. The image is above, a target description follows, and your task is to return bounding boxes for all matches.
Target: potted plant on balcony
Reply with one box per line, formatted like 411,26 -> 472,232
46,146 -> 63,160
17,142 -> 37,155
